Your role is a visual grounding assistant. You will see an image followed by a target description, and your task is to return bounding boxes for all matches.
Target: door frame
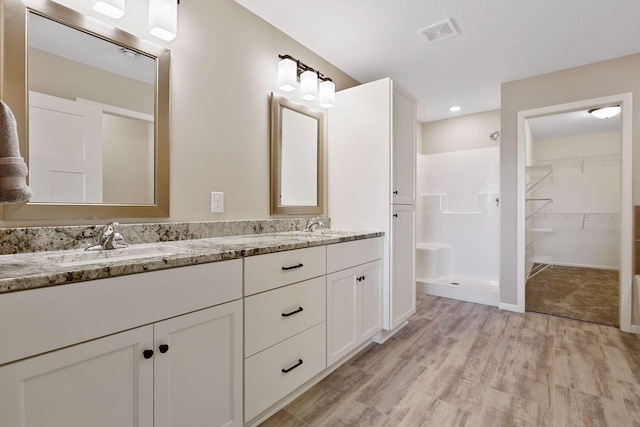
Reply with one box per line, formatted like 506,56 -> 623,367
516,93 -> 634,332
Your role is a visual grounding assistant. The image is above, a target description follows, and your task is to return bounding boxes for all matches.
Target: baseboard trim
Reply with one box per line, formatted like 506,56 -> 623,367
373,321 -> 408,344
499,302 -> 524,313
417,281 -> 499,307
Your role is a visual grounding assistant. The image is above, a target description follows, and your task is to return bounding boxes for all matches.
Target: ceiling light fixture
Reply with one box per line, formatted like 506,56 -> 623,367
92,0 -> 125,19
149,0 -> 179,41
277,54 -> 335,108
588,105 -> 621,119
449,105 -> 461,112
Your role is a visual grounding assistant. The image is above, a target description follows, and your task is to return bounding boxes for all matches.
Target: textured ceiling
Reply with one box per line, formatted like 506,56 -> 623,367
234,0 -> 640,123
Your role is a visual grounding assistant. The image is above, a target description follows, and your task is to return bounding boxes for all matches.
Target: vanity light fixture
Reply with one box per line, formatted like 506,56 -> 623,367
149,0 -> 178,41
92,0 -> 125,19
588,105 -> 621,119
277,55 -> 335,108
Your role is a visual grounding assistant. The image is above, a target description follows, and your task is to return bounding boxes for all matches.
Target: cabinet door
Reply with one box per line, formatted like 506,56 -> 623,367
154,300 -> 243,427
0,325 -> 154,427
326,267 -> 358,366
360,260 -> 383,340
390,205 -> 416,329
391,86 -> 416,205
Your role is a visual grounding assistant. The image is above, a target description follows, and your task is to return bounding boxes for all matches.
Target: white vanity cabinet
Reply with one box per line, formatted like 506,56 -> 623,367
0,260 -> 243,427
326,238 -> 384,366
243,247 -> 328,423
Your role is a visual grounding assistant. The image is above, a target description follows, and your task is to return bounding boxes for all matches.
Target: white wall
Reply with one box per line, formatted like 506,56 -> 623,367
529,131 -> 620,269
417,148 -> 500,282
1,0 -> 360,227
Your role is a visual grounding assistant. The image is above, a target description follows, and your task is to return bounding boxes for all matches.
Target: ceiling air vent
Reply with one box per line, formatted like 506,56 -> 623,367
418,18 -> 459,44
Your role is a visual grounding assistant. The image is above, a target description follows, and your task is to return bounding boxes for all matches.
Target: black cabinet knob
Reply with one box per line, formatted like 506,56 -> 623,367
143,349 -> 154,359
393,190 -> 398,194
159,344 -> 169,354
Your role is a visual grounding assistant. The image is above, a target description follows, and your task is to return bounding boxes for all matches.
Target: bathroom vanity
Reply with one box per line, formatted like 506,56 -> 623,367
0,230 -> 383,427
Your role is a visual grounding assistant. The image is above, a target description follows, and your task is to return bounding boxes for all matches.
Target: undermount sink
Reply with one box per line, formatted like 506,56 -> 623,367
46,245 -> 194,267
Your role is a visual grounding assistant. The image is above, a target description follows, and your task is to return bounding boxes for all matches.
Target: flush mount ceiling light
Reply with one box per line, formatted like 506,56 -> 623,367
449,105 -> 461,112
119,47 -> 140,58
277,54 -> 335,108
92,0 -> 125,19
149,0 -> 179,41
588,105 -> 621,119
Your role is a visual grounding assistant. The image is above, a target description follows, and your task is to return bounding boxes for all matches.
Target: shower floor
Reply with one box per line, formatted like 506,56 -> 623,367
526,265 -> 619,326
417,276 -> 499,307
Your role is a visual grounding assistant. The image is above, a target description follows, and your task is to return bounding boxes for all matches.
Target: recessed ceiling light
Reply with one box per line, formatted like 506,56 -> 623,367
449,106 -> 461,112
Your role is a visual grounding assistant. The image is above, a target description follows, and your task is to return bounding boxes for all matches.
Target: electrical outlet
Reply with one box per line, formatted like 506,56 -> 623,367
211,192 -> 224,213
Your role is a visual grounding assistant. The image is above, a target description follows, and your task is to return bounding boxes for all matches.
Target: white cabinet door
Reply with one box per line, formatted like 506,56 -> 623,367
326,267 -> 358,366
360,261 -> 383,340
390,205 -> 416,329
326,260 -> 383,366
391,86 -> 416,205
0,325 -> 154,427
154,301 -> 243,427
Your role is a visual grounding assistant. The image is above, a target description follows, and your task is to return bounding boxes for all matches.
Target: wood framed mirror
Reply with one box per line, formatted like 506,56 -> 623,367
270,93 -> 324,215
0,0 -> 170,220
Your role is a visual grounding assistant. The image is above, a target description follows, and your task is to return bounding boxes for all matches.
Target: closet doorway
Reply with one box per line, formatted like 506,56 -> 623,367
515,94 -> 633,332
525,110 -> 620,325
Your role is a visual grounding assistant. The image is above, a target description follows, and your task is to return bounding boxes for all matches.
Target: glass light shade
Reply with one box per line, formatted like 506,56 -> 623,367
319,80 -> 335,108
300,70 -> 317,101
92,0 -> 125,19
278,58 -> 297,92
149,0 -> 177,41
589,106 -> 621,119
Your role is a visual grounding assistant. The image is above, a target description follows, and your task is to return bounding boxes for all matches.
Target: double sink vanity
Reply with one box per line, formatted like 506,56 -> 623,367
0,226 -> 384,427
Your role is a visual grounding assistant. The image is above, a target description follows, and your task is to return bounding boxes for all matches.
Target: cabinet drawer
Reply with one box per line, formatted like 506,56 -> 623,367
327,237 -> 383,273
244,246 -> 326,296
244,277 -> 325,357
244,322 -> 326,422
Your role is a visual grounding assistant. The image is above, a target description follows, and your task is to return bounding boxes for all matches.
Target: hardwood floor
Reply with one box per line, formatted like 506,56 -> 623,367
260,294 -> 640,427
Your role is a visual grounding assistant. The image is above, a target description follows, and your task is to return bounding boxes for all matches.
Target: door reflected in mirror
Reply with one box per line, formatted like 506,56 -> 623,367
28,12 -> 156,205
271,93 -> 324,215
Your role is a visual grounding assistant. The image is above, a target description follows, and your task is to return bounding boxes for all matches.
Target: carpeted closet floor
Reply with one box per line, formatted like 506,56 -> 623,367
525,265 -> 619,326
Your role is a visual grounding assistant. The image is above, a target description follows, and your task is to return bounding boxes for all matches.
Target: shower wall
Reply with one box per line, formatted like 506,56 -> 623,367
417,147 -> 500,282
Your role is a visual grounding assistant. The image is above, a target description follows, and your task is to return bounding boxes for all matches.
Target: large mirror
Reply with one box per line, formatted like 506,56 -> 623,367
1,0 -> 170,219
270,93 -> 324,215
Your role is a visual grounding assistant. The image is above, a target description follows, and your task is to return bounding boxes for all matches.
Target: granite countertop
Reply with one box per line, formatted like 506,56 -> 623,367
0,230 -> 383,294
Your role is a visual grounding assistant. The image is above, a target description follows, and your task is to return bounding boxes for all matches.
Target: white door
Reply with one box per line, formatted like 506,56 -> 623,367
28,91 -> 103,203
390,205 -> 416,329
391,86 -> 416,205
153,301 -> 243,427
360,260 -> 383,340
0,325 -> 153,427
326,267 -> 358,366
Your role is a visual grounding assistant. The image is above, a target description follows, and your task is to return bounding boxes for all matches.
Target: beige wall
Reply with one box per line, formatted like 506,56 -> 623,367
500,53 -> 640,306
1,0 -> 359,227
421,110 -> 500,154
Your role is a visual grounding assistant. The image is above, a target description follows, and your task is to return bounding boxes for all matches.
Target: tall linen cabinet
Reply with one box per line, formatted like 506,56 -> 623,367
328,77 -> 416,334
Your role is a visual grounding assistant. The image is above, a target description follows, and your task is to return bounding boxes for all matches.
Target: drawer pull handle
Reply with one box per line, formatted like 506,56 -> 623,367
282,263 -> 303,271
159,344 -> 169,354
282,307 -> 304,317
282,359 -> 303,373
143,349 -> 154,359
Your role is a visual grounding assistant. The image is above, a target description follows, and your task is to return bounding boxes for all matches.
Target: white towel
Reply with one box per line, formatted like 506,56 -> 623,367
0,100 -> 32,203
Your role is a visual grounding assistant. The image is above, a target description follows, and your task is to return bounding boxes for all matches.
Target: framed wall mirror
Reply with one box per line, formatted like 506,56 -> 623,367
270,93 -> 324,215
0,0 -> 170,220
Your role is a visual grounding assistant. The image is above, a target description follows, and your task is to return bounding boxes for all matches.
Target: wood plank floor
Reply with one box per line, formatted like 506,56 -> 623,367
260,294 -> 640,427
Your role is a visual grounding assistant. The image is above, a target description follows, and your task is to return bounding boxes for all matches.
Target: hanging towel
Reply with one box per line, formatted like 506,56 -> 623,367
0,100 -> 32,203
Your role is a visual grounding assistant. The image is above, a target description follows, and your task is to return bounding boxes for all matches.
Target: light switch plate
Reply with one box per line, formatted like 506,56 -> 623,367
211,192 -> 224,213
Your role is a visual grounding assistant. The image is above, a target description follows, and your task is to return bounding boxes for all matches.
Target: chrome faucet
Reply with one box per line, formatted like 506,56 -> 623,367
303,216 -> 324,232
86,222 -> 128,251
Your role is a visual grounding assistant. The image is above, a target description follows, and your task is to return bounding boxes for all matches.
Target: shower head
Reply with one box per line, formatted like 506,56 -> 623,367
489,131 -> 501,141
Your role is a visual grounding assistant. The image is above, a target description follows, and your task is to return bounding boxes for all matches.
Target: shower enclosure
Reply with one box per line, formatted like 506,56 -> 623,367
416,147 -> 500,306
